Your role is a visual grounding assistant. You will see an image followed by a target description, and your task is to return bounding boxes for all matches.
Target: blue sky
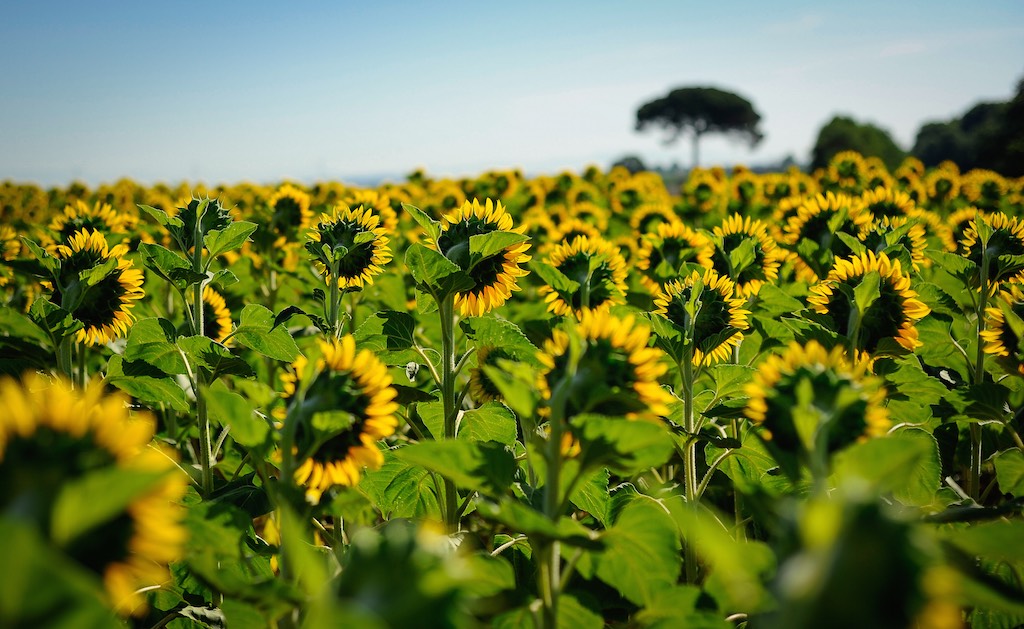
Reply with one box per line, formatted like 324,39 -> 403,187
1,1 -> 1022,186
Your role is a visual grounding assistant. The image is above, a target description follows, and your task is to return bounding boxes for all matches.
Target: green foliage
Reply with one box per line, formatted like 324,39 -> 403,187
810,115 -> 905,170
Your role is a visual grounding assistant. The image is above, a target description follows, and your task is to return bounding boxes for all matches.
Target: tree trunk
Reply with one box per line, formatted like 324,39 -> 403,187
692,131 -> 702,169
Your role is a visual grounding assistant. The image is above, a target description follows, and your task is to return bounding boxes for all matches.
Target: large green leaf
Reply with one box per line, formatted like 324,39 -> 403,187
230,304 -> 301,362
530,260 -> 580,294
394,440 -> 515,497
458,402 -> 518,445
401,203 -> 441,243
178,335 -> 255,378
476,498 -> 601,549
832,428 -> 941,507
467,231 -> 530,270
404,243 -> 474,297
206,381 -> 269,448
360,455 -> 442,520
575,414 -> 674,476
592,496 -> 681,605
354,310 -> 415,351
29,298 -> 83,341
139,242 -> 205,288
123,317 -> 186,375
105,354 -> 189,412
204,221 -> 259,258
995,449 -> 1024,498
51,466 -> 170,546
460,316 -> 540,365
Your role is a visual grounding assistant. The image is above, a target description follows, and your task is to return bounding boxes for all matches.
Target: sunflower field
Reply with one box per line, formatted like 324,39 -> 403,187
2,153 -> 1024,628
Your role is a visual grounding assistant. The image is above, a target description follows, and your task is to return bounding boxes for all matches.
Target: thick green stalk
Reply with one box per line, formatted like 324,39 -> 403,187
192,211 -> 213,496
970,258 -> 990,501
75,342 -> 86,390
328,259 -> 342,339
56,336 -> 74,382
439,294 -> 459,532
681,354 -> 699,584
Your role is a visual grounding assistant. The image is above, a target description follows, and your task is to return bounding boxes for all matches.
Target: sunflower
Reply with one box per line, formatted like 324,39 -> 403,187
653,268 -> 750,366
629,202 -> 681,235
293,336 -> 399,503
308,204 -> 392,289
636,221 -> 714,293
709,214 -> 781,297
924,169 -> 960,206
46,200 -> 129,250
744,341 -> 890,461
565,200 -> 610,232
609,178 -> 647,215
537,310 -> 673,420
469,346 -> 514,403
897,156 -> 926,179
807,251 -> 931,354
947,206 -> 984,245
681,169 -> 727,215
539,236 -> 628,318
433,199 -> 532,317
859,215 -> 928,271
782,192 -> 873,282
52,229 -> 145,346
960,212 -> 1024,286
960,169 -> 1006,211
0,374 -> 187,615
0,224 -> 21,287
543,218 -> 602,253
565,181 -> 602,208
859,187 -> 916,220
267,183 -> 313,232
825,151 -> 869,193
202,286 -> 232,342
342,189 -> 399,233
981,285 -> 1024,376
728,170 -> 765,210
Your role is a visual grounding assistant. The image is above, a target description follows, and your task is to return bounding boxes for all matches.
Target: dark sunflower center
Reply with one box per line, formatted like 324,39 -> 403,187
556,252 -> 615,309
53,271 -> 128,330
66,513 -> 135,576
763,370 -> 870,453
867,202 -> 903,219
664,287 -> 734,350
320,220 -> 376,279
300,375 -> 371,464
59,217 -> 108,243
968,228 -> 1024,281
796,211 -> 857,259
437,218 -> 494,269
825,278 -> 905,353
649,237 -> 699,273
550,339 -> 638,416
272,197 -> 302,228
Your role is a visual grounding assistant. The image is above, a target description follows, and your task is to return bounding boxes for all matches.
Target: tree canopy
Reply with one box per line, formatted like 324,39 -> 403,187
912,75 -> 1024,176
635,86 -> 764,168
809,116 -> 905,170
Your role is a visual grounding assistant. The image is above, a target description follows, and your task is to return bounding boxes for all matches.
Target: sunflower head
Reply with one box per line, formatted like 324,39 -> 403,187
537,310 -> 672,420
681,169 -> 727,214
859,215 -> 928,272
0,225 -> 21,287
744,341 -> 890,479
860,187 -> 916,220
807,251 -> 930,355
961,169 -> 1006,211
729,170 -> 764,209
343,189 -> 399,233
52,229 -> 145,346
308,204 -> 393,289
469,346 -> 516,403
267,183 -> 313,231
629,202 -> 680,235
433,198 -> 531,317
0,374 -> 187,616
538,236 -> 628,319
653,268 -> 750,366
960,212 -> 1024,287
782,192 -> 873,282
47,200 -> 128,250
710,214 -> 781,297
825,151 -> 869,193
981,285 -> 1024,377
202,286 -> 233,342
636,221 -> 714,293
924,169 -> 960,205
292,336 -> 399,504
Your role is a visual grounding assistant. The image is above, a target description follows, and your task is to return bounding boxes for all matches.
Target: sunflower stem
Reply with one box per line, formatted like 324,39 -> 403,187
57,335 -> 74,382
328,259 -> 342,340
540,373 -> 570,629
191,205 -> 214,497
969,245 -> 992,501
75,341 -> 86,390
680,354 -> 700,584
439,293 -> 459,533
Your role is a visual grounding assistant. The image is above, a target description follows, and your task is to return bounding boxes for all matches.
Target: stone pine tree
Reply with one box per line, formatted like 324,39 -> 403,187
635,86 -> 764,168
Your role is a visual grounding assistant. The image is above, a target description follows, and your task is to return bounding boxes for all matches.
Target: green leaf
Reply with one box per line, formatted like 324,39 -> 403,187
634,585 -> 730,629
0,306 -> 51,345
124,317 -> 186,375
105,355 -> 189,412
995,449 -> 1024,497
593,496 -> 681,605
20,237 -> 60,275
753,283 -> 805,317
481,362 -> 539,419
462,554 -> 516,598
204,221 -> 258,258
231,304 -> 301,362
853,271 -> 881,314
468,231 -> 530,270
832,428 -> 941,506
476,498 -> 601,548
354,310 -> 415,351
401,202 -> 441,243
206,381 -> 269,448
28,298 -> 83,341
944,520 -> 1024,564
458,402 -> 518,445
139,242 -> 201,288
178,335 -> 255,378
570,467 -> 611,527
530,259 -> 580,293
394,440 -> 515,497
51,466 -> 170,546
404,243 -> 474,297
575,414 -> 674,476
727,236 -> 756,276
138,203 -> 184,229
0,519 -> 118,628
360,455 -> 441,520
460,316 -> 541,365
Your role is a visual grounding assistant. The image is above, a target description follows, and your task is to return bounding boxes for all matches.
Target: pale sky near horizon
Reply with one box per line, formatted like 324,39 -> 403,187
1,1 -> 1022,187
